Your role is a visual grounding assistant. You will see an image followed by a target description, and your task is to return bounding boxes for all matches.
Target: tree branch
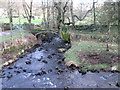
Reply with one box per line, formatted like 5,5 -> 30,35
73,0 -> 98,21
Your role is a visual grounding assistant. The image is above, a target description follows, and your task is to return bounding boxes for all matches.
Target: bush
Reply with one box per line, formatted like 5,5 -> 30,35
61,30 -> 70,42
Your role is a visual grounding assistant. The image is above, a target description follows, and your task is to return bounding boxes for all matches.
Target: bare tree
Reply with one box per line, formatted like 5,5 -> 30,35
73,0 -> 98,22
47,0 -> 50,30
52,0 -> 56,30
70,0 -> 75,29
23,0 -> 33,24
42,0 -> 47,29
54,0 -> 70,35
8,0 -> 14,46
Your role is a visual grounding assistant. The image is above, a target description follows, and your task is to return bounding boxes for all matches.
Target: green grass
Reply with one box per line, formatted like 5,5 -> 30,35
65,40 -> 118,71
0,32 -> 30,43
69,29 -> 118,43
0,18 -> 42,23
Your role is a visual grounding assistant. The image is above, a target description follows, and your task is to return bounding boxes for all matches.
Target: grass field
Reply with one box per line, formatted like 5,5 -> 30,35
65,40 -> 118,71
0,18 -> 42,23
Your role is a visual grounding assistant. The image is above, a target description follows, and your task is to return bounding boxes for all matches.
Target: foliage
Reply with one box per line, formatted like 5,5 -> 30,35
96,2 -> 118,25
4,46 -> 16,54
61,30 -> 70,41
62,26 -> 67,32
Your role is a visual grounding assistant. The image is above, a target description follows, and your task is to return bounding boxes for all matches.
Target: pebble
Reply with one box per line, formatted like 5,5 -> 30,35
8,66 -> 13,69
35,71 -> 47,76
47,55 -> 52,59
25,61 -> 31,64
23,69 -> 27,72
57,61 -> 62,64
42,60 -> 48,64
48,69 -> 52,73
7,74 -> 12,79
64,86 -> 70,89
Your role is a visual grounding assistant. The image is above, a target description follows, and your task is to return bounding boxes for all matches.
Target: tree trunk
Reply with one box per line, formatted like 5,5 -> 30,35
9,5 -> 13,46
70,0 -> 75,30
52,0 -> 55,30
42,0 -> 47,30
47,0 -> 50,30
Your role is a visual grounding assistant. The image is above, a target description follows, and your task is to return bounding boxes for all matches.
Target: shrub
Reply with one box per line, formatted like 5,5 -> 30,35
61,30 -> 70,41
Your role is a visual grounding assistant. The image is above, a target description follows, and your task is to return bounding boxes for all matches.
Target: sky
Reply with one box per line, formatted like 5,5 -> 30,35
73,0 -> 106,6
23,0 -> 107,6
8,0 -> 118,7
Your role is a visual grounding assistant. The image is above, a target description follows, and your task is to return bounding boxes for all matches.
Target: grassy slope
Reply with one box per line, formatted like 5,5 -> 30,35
0,32 -> 36,69
0,32 -> 30,43
65,40 -> 118,71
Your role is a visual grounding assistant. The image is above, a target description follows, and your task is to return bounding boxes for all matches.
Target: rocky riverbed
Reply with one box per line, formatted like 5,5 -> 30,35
0,33 -> 119,88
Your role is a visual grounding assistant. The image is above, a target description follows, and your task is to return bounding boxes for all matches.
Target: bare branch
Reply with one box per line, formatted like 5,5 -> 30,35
73,0 -> 98,21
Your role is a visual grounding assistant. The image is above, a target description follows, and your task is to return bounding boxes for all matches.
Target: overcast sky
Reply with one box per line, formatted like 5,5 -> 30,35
23,0 -> 106,5
23,0 -> 118,7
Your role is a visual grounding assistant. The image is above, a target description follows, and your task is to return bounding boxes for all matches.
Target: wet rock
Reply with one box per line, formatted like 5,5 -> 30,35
16,71 -> 21,73
58,69 -> 64,73
48,69 -> 52,73
19,67 -> 23,69
78,70 -> 86,75
56,71 -> 61,75
55,67 -> 59,70
3,62 -> 9,66
8,66 -> 13,69
57,48 -> 67,53
81,72 -> 86,75
47,55 -> 52,59
111,66 -> 118,71
8,60 -> 14,64
45,49 -> 48,51
38,56 -> 43,61
7,74 -> 12,79
52,53 -> 56,56
42,60 -> 48,64
2,70 -> 5,73
35,72 -> 42,76
116,82 -> 120,87
68,64 -> 77,70
19,55 -> 24,58
57,61 -> 62,64
90,69 -> 99,73
38,59 -> 41,61
100,69 -> 107,72
35,70 -> 47,76
23,69 -> 27,72
64,86 -> 70,90
62,57 -> 65,61
56,68 -> 64,75
42,70 -> 47,74
65,61 -> 78,68
38,47 -> 43,51
2,73 -> 5,76
8,72 -> 11,74
14,66 -> 18,69
25,60 -> 31,64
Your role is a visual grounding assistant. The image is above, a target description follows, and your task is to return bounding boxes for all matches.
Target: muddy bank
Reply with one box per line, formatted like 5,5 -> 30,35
1,33 -> 119,88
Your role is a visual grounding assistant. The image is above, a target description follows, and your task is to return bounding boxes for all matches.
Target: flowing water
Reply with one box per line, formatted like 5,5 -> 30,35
0,33 -> 119,88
